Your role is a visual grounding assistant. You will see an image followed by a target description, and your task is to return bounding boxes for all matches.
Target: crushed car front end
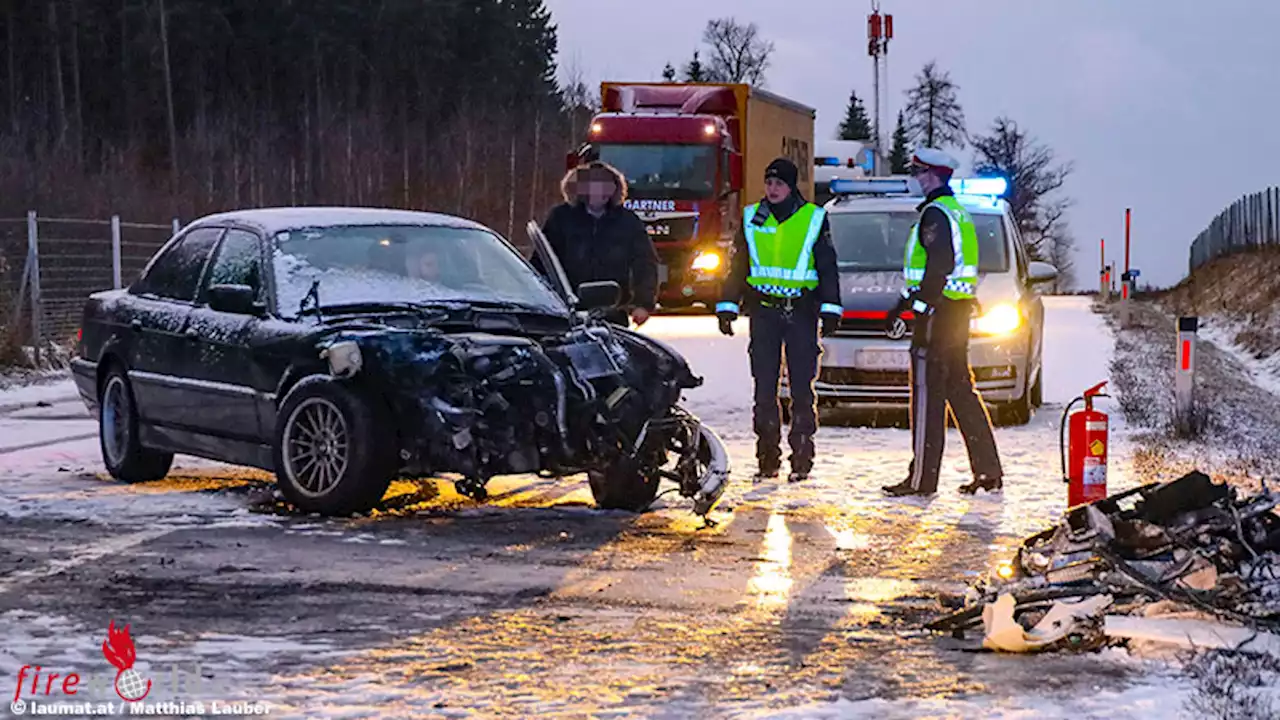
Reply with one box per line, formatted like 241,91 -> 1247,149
309,316 -> 729,516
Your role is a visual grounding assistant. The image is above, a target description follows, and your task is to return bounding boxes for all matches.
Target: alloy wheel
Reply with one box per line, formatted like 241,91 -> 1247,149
282,397 -> 351,497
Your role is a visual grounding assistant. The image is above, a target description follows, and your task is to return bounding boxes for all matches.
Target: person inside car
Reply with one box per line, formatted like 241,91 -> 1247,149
404,243 -> 443,283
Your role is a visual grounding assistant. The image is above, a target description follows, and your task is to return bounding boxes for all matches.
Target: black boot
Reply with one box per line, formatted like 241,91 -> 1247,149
959,475 -> 1002,495
882,479 -> 934,497
788,436 -> 814,483
754,455 -> 781,483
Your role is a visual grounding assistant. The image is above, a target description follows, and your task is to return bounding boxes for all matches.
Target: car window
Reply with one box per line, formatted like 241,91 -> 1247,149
828,210 -> 1010,272
270,224 -> 566,318
132,227 -> 224,301
203,229 -> 263,301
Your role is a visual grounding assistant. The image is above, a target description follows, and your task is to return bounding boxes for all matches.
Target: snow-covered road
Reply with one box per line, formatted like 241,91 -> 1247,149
0,297 -> 1195,718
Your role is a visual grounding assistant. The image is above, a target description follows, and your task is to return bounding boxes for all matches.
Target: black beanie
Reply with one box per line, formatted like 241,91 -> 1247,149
765,158 -> 799,191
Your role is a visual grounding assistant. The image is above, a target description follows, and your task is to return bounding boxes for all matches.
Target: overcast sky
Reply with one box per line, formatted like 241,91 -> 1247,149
543,0 -> 1280,289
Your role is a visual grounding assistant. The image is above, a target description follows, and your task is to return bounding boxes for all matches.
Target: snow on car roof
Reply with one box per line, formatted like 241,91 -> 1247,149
188,207 -> 494,236
825,195 -> 1008,216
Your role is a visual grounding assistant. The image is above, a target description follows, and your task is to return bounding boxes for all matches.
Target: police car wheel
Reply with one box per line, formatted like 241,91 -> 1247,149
995,393 -> 1032,426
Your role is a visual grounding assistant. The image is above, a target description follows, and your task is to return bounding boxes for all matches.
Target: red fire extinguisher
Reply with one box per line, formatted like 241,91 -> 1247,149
1060,381 -> 1111,508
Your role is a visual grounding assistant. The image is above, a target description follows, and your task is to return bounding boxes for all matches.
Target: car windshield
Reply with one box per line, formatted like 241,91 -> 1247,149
829,210 -> 1010,273
270,224 -> 565,317
596,144 -> 716,200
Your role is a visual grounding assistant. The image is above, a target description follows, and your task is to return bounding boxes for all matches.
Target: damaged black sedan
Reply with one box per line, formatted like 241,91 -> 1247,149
71,208 -> 728,517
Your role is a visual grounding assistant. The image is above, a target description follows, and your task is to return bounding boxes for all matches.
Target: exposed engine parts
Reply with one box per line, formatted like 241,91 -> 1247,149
318,322 -> 727,515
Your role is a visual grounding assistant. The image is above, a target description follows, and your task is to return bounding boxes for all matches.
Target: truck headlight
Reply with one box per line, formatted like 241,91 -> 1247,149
691,250 -> 721,272
973,303 -> 1022,336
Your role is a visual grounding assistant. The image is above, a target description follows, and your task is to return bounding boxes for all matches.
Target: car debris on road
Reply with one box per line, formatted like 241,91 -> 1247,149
926,471 -> 1280,655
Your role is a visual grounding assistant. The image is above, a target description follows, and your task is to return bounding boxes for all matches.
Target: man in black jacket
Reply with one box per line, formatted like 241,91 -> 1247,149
717,158 -> 842,482
534,161 -> 658,327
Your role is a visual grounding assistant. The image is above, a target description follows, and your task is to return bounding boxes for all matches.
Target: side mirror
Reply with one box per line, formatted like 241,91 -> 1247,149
208,284 -> 263,315
1027,261 -> 1059,285
576,281 -> 621,311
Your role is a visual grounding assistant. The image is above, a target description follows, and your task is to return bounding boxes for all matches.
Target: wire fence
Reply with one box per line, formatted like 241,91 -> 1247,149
1189,186 -> 1280,272
1,212 -> 178,365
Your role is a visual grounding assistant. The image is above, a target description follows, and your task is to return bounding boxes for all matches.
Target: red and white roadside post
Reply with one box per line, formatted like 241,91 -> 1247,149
1120,209 -> 1132,326
1175,316 -> 1198,434
1099,238 -> 1108,300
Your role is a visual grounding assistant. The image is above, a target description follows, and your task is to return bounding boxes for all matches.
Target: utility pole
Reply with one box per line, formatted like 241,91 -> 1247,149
867,3 -> 893,176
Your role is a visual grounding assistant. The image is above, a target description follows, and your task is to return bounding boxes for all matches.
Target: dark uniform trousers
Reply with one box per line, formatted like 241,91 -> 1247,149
749,296 -> 821,472
906,297 -> 1003,492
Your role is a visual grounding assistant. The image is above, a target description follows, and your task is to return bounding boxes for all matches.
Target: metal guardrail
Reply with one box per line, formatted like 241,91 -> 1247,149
1189,187 -> 1280,272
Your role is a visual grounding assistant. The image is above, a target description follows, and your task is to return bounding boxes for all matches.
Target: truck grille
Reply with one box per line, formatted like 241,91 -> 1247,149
644,215 -> 698,244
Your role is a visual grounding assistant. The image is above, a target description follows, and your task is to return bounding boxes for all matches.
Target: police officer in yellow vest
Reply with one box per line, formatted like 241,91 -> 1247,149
882,148 -> 1003,497
718,158 -> 842,483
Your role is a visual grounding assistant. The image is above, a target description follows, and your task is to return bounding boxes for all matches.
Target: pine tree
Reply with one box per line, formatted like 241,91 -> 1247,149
683,51 -> 706,82
889,112 -> 910,174
903,61 -> 966,150
662,63 -> 676,81
837,90 -> 872,141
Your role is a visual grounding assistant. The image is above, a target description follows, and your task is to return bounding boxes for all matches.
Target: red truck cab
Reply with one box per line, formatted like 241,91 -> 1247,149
575,85 -> 742,309
567,83 -> 814,310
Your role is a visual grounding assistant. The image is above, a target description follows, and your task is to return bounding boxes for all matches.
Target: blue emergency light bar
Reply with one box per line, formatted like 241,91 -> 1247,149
950,177 -> 1008,197
829,175 -> 1010,199
827,178 -> 912,195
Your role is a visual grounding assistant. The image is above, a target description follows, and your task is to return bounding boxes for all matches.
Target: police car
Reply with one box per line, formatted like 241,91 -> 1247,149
782,176 -> 1058,425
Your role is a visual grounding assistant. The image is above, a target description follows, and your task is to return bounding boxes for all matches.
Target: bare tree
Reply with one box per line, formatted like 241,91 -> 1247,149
971,116 -> 1074,263
903,61 -> 966,150
1045,223 -> 1079,293
157,0 -> 179,184
701,18 -> 773,85
559,56 -> 597,149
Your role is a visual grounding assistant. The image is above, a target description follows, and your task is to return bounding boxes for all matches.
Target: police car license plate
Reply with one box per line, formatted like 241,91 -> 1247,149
857,348 -> 909,371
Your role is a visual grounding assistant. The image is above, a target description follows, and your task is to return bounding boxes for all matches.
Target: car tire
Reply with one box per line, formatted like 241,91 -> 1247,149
996,391 -> 1033,427
99,366 -> 174,483
588,456 -> 661,512
1030,369 -> 1044,408
273,376 -> 395,516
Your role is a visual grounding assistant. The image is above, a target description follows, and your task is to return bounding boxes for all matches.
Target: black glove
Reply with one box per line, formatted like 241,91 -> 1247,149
717,311 -> 736,336
821,313 -> 839,337
885,297 -> 911,334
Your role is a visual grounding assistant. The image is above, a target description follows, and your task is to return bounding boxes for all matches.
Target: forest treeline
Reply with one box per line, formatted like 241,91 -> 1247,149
0,0 -> 592,236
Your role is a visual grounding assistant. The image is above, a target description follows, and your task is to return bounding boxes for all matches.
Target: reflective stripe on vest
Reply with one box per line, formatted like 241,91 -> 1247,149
903,196 -> 980,299
743,203 -> 826,293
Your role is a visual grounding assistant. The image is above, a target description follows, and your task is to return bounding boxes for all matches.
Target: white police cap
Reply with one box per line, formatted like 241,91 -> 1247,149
909,148 -> 960,172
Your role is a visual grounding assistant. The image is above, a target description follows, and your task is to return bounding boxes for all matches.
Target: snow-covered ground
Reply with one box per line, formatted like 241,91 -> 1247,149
664,296 -> 1141,536
1198,315 -> 1280,398
0,297 -> 1218,718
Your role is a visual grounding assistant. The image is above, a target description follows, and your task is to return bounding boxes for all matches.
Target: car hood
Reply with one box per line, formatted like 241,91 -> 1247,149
838,270 -> 1021,314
